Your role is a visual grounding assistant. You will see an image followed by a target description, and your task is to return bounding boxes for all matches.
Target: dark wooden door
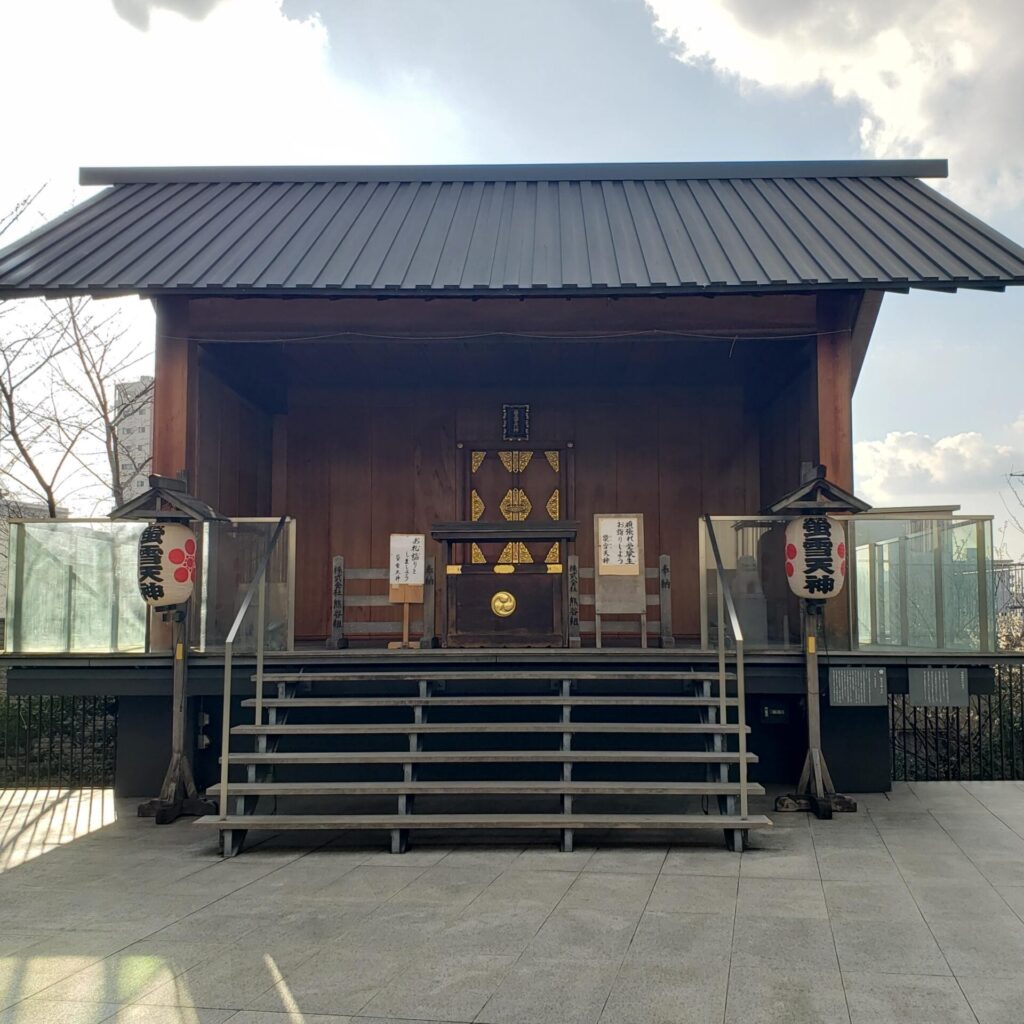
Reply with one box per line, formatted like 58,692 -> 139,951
464,447 -> 566,564
451,444 -> 572,646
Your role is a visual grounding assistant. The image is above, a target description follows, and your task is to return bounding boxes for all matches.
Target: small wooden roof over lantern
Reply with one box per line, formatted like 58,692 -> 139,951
109,474 -> 226,523
764,465 -> 872,517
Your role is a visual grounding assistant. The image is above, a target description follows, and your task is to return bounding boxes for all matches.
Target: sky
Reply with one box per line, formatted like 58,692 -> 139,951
3,0 -> 1024,551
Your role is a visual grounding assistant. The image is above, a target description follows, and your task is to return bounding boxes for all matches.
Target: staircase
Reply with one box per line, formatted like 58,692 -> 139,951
199,663 -> 772,856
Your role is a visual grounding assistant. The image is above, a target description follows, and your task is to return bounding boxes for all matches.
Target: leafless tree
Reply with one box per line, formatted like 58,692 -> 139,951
1,193 -> 153,516
56,299 -> 153,508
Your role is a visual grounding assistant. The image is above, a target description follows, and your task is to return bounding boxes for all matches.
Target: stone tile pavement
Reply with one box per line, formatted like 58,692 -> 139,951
1,782 -> 1024,1023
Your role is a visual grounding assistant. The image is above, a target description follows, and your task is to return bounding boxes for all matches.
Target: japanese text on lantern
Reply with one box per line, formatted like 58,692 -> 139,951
138,523 -> 165,603
784,515 -> 846,600
137,522 -> 197,606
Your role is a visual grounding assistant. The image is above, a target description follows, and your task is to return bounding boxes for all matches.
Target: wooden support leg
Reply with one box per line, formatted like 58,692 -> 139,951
391,829 -> 409,854
221,828 -> 247,858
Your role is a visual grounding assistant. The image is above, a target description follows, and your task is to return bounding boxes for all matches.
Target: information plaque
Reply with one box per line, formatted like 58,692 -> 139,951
829,667 -> 888,707
389,533 -> 425,604
908,667 -> 969,708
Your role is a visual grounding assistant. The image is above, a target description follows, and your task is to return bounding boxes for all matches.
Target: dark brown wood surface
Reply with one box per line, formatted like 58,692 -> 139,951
164,293 -> 850,643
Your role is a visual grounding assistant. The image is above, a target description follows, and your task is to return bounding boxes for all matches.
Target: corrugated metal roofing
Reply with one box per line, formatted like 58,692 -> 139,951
2,161 -> 1023,298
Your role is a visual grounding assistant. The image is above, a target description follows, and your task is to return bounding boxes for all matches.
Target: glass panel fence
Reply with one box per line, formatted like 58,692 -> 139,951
5,517 -> 294,655
6,521 -> 148,653
702,515 -> 995,654
195,517 -> 294,653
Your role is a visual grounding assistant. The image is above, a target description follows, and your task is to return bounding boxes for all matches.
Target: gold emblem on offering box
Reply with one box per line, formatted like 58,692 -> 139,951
471,451 -> 486,474
491,590 -> 516,617
544,450 -> 559,473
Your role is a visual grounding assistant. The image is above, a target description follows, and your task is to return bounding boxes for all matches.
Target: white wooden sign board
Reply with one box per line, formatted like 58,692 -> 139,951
594,513 -> 646,620
389,533 -> 425,604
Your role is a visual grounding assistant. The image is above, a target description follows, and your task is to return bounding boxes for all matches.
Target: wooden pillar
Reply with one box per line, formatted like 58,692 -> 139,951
815,293 -> 857,490
816,292 -> 858,648
152,297 -> 196,482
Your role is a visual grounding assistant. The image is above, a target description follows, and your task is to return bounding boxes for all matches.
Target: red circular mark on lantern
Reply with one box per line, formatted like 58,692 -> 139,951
174,567 -> 190,583
840,560 -> 847,577
837,542 -> 846,558
185,538 -> 196,555
785,561 -> 794,577
168,548 -> 185,564
786,543 -> 797,559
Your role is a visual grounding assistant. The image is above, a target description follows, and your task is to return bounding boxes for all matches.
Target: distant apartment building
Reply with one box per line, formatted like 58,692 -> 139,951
115,376 -> 153,502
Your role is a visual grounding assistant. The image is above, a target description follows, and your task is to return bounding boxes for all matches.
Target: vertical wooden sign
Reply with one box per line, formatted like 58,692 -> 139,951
389,534 -> 425,649
593,514 -> 647,647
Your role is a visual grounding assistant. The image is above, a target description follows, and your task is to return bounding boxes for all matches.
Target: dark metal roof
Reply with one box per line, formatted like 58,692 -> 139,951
2,161 -> 1023,298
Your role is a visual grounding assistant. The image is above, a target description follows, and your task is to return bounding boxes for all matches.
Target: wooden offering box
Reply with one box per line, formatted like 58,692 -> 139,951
432,521 -> 578,647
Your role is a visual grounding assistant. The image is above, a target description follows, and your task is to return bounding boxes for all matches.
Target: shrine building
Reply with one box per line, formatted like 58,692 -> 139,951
2,160 -> 1023,854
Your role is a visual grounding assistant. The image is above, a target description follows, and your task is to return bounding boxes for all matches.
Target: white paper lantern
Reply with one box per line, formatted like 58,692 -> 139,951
784,516 -> 846,600
138,522 -> 197,607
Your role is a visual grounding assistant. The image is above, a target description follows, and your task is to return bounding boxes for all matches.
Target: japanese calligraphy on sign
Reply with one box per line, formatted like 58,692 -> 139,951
784,515 -> 846,600
389,534 -> 426,605
389,534 -> 425,586
597,516 -> 641,576
137,521 -> 196,607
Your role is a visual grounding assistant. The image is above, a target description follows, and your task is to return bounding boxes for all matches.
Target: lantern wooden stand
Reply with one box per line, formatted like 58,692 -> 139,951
138,604 -> 215,823
774,600 -> 857,819
766,466 -> 870,820
111,475 -> 226,824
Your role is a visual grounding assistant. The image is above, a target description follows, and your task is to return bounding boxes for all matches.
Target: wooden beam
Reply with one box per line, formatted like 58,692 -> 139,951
151,297 -> 196,481
815,292 -> 857,490
188,293 -> 818,340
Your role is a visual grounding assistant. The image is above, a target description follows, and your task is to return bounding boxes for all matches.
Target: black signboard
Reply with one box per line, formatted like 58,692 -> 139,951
829,667 -> 888,707
908,667 -> 969,708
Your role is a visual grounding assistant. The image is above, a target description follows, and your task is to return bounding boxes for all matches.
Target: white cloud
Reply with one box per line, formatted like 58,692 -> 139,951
645,0 -> 1024,212
0,0 -> 469,224
855,429 -> 1020,509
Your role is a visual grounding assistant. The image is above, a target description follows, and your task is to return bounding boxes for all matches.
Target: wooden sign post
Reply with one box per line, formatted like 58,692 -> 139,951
593,514 -> 646,647
389,533 -> 426,649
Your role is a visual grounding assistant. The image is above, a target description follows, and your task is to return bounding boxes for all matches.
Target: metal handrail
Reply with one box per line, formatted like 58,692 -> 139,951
218,515 -> 289,819
702,515 -> 749,819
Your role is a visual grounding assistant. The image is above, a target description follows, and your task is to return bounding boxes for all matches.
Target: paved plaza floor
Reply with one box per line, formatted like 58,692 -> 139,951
1,782 -> 1024,1023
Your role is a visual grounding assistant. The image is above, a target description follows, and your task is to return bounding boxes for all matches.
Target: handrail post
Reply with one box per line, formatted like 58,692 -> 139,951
736,636 -> 748,818
219,640 -> 233,819
716,583 -> 726,723
255,573 -> 267,726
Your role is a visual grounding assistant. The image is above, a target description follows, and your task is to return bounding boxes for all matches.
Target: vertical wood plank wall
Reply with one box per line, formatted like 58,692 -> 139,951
263,338 -> 815,641
195,357 -> 273,517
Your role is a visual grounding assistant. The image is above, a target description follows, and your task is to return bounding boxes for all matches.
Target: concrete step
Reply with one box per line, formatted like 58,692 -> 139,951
206,780 -> 765,797
230,722 -> 749,736
241,696 -> 739,708
256,670 -> 734,684
197,812 -> 772,831
226,749 -> 758,764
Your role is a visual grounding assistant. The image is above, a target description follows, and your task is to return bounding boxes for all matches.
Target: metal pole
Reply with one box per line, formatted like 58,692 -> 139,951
717,582 -> 726,722
736,636 -> 748,818
254,574 -> 266,726
219,640 -> 233,819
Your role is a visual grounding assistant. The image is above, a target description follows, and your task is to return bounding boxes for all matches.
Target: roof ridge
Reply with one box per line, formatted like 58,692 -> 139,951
79,160 -> 949,187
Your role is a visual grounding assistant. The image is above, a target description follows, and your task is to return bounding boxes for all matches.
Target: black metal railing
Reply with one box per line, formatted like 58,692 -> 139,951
0,691 -> 117,788
890,664 -> 1024,781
